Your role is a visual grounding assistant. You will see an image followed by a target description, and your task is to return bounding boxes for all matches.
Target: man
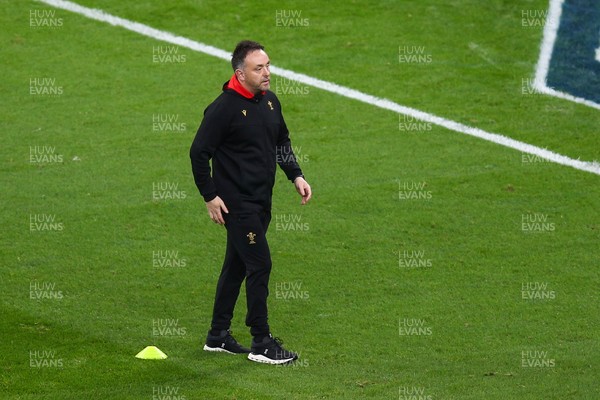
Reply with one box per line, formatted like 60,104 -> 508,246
190,40 -> 312,365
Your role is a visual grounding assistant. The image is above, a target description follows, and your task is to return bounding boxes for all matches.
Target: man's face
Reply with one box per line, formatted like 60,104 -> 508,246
237,50 -> 271,93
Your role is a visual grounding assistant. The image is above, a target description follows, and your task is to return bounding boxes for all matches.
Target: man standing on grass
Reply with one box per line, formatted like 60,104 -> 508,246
190,40 -> 311,365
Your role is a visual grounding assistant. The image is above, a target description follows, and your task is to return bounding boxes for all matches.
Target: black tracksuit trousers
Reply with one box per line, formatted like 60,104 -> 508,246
211,210 -> 272,337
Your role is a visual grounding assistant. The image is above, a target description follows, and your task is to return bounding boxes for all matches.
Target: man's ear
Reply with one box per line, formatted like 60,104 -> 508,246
235,69 -> 244,83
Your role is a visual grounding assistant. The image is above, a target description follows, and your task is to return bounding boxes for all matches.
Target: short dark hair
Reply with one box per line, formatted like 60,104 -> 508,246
231,40 -> 265,71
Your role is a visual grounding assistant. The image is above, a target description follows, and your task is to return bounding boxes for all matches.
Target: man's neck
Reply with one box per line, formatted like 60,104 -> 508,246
227,74 -> 256,99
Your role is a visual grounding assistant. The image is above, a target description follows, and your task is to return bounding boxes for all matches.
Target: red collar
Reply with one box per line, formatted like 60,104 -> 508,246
226,74 -> 264,99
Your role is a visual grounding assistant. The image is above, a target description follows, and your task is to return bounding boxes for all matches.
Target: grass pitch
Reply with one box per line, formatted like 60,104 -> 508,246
2,0 -> 599,399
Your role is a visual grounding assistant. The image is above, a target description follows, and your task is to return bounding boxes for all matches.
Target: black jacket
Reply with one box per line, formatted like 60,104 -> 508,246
190,80 -> 303,213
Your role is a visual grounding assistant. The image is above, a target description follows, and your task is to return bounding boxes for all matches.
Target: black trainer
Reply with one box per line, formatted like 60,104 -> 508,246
203,330 -> 250,354
248,334 -> 298,364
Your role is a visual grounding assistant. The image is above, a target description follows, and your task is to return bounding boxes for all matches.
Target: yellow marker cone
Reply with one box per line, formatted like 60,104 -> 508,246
135,346 -> 168,360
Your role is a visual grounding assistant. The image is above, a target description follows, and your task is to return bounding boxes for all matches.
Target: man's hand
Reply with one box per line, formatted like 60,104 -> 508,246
206,196 -> 229,225
294,176 -> 312,205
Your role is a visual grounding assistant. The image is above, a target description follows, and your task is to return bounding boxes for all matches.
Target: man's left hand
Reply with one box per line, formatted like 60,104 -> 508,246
294,176 -> 312,205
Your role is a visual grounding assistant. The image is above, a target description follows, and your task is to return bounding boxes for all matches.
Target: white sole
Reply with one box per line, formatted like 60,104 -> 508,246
203,344 -> 236,354
247,353 -> 295,365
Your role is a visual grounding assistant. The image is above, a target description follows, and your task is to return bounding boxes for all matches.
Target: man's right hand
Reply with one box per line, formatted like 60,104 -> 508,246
206,196 -> 229,225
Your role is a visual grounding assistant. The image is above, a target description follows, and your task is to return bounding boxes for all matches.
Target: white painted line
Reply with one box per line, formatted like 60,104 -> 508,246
37,0 -> 600,176
35,0 -> 231,61
533,0 -> 564,91
533,0 -> 600,111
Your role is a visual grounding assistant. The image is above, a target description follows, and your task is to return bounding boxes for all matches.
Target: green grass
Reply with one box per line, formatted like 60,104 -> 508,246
2,0 -> 599,398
